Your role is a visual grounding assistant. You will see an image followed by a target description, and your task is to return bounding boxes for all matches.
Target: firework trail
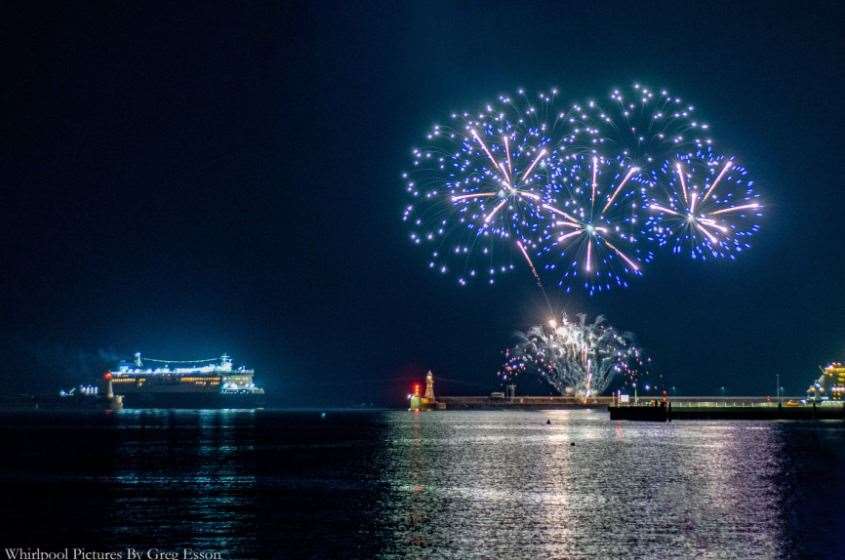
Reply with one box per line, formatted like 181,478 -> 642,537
499,312 -> 645,397
516,240 -> 552,312
644,149 -> 762,259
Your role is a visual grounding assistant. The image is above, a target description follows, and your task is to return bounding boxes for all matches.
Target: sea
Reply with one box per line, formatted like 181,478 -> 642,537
0,409 -> 842,560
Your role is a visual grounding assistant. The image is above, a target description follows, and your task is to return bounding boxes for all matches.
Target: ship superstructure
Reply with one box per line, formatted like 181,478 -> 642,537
807,362 -> 845,401
107,353 -> 265,407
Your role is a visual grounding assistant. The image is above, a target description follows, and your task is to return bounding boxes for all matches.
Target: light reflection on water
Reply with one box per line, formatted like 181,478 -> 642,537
377,411 -> 840,560
0,409 -> 842,559
106,410 -> 258,556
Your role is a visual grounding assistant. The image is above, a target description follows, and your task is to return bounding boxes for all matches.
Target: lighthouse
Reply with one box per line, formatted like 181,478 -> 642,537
409,370 -> 440,411
102,371 -> 124,411
424,370 -> 435,400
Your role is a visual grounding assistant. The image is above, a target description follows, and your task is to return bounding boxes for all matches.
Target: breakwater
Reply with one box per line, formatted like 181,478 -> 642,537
610,401 -> 845,421
436,395 -> 845,420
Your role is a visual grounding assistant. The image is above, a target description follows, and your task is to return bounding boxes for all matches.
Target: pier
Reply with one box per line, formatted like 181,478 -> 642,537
610,399 -> 845,421
439,395 -> 802,409
435,394 -> 845,420
438,395 -> 610,409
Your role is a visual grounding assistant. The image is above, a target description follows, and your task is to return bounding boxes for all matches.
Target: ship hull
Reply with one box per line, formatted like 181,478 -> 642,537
119,392 -> 265,409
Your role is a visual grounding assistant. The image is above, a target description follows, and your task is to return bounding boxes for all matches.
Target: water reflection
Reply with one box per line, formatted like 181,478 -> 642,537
0,410 -> 842,559
376,411 -> 829,559
107,410 -> 259,555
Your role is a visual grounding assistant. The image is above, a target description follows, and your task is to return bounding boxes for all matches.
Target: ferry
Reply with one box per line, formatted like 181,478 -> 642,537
106,353 -> 265,408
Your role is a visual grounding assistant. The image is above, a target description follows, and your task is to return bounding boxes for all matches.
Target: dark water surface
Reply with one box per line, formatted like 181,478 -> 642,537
1,409 -> 842,559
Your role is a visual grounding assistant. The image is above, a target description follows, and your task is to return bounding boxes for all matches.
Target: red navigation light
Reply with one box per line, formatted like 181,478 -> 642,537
413,383 -> 420,397
103,371 -> 113,381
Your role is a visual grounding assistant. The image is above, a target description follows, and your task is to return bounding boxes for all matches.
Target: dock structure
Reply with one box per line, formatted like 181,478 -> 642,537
438,395 -> 611,409
610,400 -> 845,421
434,394 -> 845,420
438,395 -> 802,410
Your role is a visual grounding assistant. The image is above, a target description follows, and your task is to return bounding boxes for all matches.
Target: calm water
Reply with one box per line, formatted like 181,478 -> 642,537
0,409 -> 842,559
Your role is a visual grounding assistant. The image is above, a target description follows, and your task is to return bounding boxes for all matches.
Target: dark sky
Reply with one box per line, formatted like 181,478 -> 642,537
3,1 -> 843,404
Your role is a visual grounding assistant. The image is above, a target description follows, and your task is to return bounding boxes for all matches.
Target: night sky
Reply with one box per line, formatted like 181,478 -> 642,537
4,2 -> 843,405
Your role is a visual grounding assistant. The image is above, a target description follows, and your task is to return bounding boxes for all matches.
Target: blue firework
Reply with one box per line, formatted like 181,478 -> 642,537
402,88 -> 576,286
538,153 -> 654,295
644,149 -> 762,260
563,82 -> 714,168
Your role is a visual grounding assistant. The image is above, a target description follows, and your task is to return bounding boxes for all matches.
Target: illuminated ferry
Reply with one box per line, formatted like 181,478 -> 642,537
106,353 -> 265,408
807,362 -> 845,402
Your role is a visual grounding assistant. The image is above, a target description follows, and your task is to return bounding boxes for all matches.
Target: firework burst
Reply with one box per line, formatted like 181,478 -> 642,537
645,149 -> 762,259
539,153 -> 653,294
564,82 -> 713,167
499,312 -> 644,397
402,82 -> 764,294
402,88 -> 581,286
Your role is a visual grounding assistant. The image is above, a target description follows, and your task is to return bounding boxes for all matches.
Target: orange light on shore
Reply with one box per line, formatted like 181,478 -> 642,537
413,384 -> 420,397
